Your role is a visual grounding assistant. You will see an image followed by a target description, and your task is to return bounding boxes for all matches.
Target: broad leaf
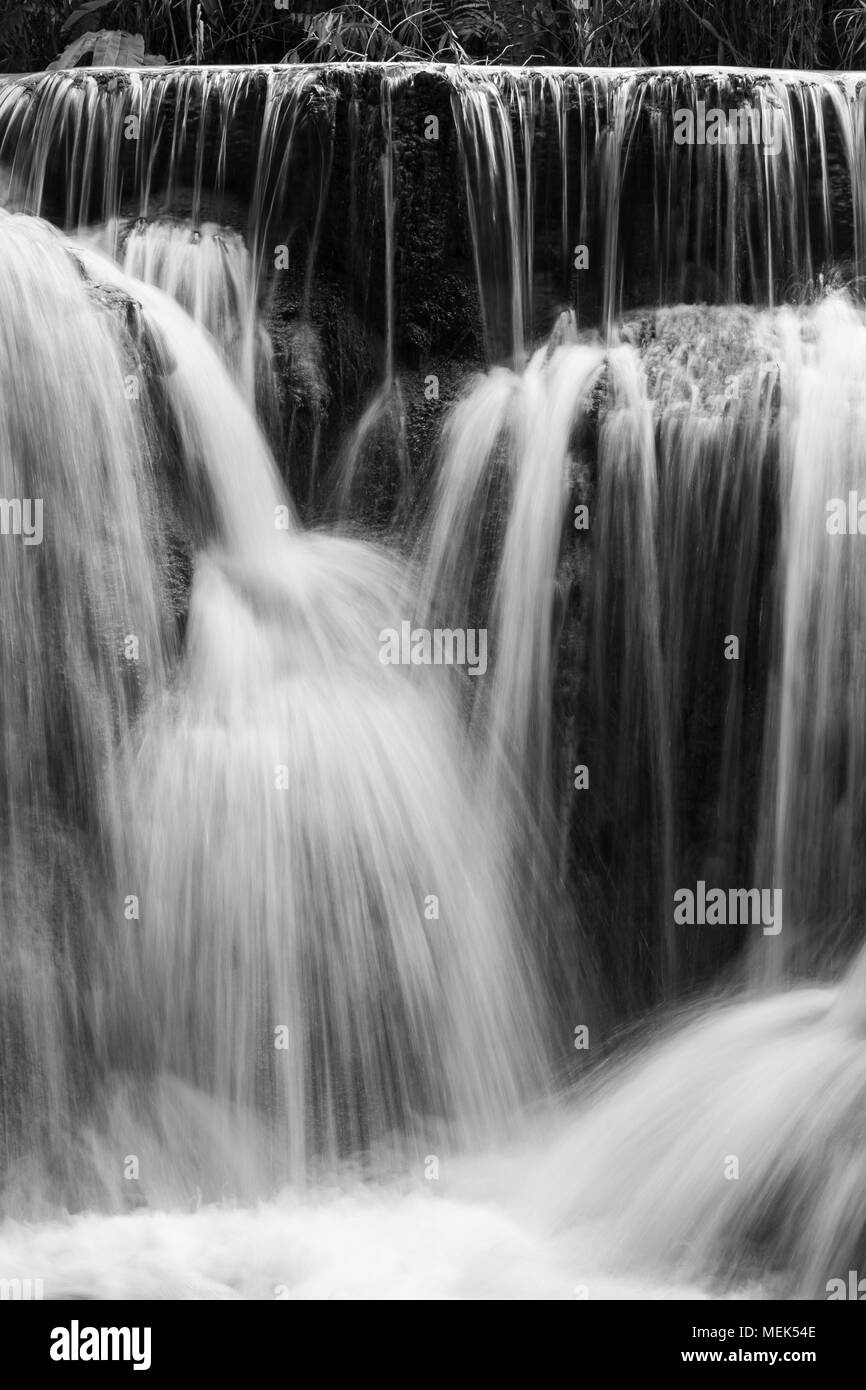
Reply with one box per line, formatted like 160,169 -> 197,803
60,1 -> 116,35
47,31 -> 101,68
49,28 -> 150,69
92,29 -> 145,65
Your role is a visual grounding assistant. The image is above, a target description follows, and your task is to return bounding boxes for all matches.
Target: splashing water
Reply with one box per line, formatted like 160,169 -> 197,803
121,537 -> 549,1190
532,946 -> 866,1300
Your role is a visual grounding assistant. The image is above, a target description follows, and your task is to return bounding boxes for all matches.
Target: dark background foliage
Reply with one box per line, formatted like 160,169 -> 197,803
3,1 -> 866,74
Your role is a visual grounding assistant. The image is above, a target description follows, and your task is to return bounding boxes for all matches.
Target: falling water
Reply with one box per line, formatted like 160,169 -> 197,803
332,77 -> 411,522
0,207 -> 547,1216
1,61 -> 866,1300
114,217 -> 275,409
0,208 -> 171,1208
4,65 -> 866,338
123,538 -> 547,1189
757,295 -> 866,973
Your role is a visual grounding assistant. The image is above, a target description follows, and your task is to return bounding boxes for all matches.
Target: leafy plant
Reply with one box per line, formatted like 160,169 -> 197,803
48,29 -> 166,69
835,2 -> 866,66
2,0 -> 866,74
284,3 -> 507,63
61,1 -> 118,34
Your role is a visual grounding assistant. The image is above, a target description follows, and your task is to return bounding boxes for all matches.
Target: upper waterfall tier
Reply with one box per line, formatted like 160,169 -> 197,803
2,62 -> 864,351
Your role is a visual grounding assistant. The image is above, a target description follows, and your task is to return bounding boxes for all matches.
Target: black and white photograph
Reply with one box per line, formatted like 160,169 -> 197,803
0,0 -> 864,1350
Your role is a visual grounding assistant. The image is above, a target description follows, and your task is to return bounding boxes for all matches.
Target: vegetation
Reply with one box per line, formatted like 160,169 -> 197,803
3,0 -> 866,73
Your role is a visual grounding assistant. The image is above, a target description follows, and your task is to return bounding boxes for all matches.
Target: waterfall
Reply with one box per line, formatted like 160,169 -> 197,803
1,58 -> 865,1302
114,217 -> 275,410
0,206 -> 546,1214
4,65 -> 866,339
334,79 -> 410,521
757,296 -> 866,974
0,208 -> 171,1205
123,538 -> 547,1189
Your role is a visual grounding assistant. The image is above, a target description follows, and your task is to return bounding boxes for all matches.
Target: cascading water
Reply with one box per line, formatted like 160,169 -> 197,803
756,296 -> 866,975
114,217 -> 275,410
1,59 -> 865,1301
